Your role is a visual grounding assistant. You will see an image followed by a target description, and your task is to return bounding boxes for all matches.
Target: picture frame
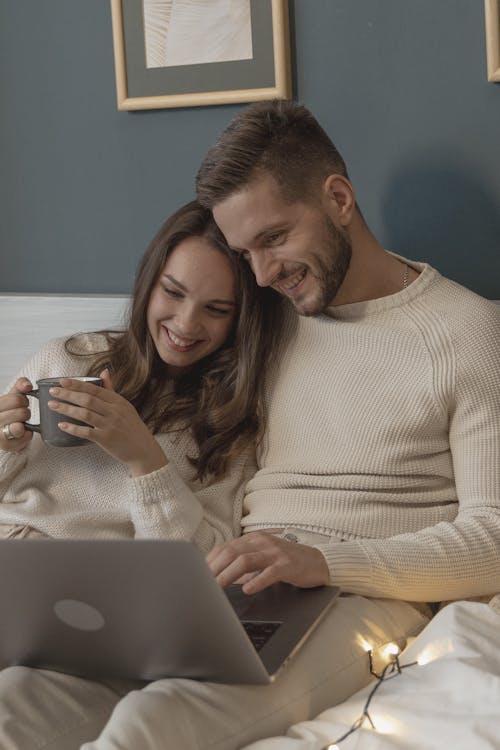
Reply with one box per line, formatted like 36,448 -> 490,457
110,0 -> 291,110
485,0 -> 500,82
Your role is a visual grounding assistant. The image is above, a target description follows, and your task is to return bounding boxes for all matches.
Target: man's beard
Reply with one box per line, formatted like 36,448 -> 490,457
298,216 -> 352,316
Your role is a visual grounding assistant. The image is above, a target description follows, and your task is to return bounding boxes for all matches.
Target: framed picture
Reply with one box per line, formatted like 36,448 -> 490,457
485,0 -> 500,82
110,0 -> 291,110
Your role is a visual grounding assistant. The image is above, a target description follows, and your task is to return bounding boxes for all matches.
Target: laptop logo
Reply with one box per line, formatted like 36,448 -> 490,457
54,599 -> 105,631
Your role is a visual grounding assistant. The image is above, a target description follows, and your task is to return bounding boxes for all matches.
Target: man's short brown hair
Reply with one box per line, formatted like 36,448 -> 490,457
196,99 -> 349,208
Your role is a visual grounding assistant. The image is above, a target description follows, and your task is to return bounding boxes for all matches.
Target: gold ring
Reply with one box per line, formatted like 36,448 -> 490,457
1,423 -> 16,441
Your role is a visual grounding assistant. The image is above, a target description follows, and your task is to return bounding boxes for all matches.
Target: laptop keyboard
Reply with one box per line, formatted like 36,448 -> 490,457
241,620 -> 282,651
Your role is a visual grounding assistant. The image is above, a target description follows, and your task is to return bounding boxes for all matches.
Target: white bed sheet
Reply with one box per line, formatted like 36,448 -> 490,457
243,598 -> 500,750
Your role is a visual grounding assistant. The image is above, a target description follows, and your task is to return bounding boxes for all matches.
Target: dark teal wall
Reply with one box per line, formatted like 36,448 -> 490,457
1,0 -> 499,297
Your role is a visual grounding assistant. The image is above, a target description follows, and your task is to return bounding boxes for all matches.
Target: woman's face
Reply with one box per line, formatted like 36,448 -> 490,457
147,236 -> 237,377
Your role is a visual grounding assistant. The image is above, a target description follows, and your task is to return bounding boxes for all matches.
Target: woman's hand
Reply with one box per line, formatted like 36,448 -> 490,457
0,378 -> 33,453
48,370 -> 168,476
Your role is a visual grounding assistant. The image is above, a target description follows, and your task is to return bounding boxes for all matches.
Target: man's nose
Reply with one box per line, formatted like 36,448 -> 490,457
250,250 -> 280,287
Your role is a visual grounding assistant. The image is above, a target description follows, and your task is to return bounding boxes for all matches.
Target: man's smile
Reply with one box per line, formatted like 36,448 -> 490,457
276,267 -> 307,296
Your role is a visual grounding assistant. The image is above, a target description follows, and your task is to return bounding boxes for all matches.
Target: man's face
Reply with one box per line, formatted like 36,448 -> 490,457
213,173 -> 352,316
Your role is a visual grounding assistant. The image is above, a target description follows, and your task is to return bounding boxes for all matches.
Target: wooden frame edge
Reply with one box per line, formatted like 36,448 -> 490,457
271,0 -> 292,99
110,0 -> 128,108
109,0 -> 291,110
485,0 -> 500,82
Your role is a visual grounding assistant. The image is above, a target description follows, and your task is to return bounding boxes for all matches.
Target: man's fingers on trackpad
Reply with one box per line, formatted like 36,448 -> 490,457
235,571 -> 261,585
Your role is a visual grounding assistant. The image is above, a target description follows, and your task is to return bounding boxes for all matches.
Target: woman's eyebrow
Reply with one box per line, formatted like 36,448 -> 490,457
209,299 -> 236,306
162,273 -> 187,291
162,274 -> 235,306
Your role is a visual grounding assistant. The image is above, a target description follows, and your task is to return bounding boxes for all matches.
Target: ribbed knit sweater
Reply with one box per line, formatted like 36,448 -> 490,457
0,336 -> 254,553
242,260 -> 500,602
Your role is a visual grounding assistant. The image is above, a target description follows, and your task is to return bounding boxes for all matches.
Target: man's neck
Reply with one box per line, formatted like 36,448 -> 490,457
331,222 -> 415,306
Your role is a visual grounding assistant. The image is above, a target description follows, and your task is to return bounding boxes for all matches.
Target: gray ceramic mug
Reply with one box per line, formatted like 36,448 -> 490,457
23,376 -> 103,447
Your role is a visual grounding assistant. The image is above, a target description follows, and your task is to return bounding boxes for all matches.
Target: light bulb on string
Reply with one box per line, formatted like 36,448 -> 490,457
382,642 -> 400,658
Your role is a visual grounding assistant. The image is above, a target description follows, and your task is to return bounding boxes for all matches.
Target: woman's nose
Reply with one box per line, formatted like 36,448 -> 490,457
175,304 -> 201,335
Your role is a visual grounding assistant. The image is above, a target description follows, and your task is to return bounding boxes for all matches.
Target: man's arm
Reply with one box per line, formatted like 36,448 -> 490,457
209,303 -> 500,601
311,307 -> 500,602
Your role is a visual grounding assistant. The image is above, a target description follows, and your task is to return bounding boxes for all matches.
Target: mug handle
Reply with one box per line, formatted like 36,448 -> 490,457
23,389 -> 41,434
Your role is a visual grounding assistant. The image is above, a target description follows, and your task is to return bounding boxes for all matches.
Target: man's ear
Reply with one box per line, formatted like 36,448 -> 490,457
321,174 -> 356,226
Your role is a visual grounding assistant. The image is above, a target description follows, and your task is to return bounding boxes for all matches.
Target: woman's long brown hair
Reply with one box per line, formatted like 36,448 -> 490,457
66,201 -> 284,481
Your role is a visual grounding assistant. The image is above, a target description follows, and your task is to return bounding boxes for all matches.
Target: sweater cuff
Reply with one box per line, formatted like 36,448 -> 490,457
130,460 -> 203,528
0,448 -> 27,475
314,541 -> 374,592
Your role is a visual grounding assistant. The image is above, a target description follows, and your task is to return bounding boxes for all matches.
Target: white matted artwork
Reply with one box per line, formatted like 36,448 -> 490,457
143,0 -> 253,69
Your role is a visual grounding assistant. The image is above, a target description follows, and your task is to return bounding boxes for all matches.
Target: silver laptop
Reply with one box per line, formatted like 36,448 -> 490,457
0,539 -> 339,684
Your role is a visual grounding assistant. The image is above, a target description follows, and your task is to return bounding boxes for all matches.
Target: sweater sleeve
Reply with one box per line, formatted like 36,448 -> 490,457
315,304 -> 500,602
0,337 -> 86,495
0,450 -> 29,496
128,444 -> 256,553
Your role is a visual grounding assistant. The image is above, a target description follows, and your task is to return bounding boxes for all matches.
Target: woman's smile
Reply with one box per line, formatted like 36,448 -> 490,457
162,325 -> 201,352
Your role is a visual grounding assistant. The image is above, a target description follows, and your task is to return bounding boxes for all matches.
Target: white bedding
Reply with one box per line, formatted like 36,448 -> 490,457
243,598 -> 500,750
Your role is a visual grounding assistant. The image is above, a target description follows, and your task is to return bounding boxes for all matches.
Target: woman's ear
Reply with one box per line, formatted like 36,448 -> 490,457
321,174 -> 356,227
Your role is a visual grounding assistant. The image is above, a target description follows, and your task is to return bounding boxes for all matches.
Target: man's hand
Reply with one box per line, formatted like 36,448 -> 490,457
206,531 -> 330,594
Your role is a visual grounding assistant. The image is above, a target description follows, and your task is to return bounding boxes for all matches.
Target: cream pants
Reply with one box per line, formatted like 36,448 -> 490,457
0,526 -> 429,749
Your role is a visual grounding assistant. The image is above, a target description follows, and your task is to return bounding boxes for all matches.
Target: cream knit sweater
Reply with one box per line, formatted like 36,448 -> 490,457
242,260 -> 500,602
0,336 -> 254,553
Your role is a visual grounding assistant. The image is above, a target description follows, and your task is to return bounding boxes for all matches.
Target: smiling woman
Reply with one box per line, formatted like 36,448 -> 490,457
0,200 -> 284,546
0,199 -> 288,750
147,235 -> 237,378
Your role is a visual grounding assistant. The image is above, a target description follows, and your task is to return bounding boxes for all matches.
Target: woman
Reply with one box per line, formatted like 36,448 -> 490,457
0,201 -> 283,551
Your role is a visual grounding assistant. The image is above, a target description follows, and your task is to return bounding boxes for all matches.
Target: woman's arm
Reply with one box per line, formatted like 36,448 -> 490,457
0,335 -> 104,499
0,379 -> 33,492
47,370 -> 257,552
0,340 -> 66,494
128,442 -> 255,553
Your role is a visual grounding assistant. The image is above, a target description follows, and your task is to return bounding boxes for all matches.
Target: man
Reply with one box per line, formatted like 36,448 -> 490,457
82,100 -> 499,749
199,100 -> 500,606
4,101 -> 499,750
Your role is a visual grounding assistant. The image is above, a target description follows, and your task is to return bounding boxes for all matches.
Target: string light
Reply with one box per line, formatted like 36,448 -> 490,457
382,642 -> 402,673
319,640 -> 419,749
382,642 -> 400,658
358,636 -> 378,676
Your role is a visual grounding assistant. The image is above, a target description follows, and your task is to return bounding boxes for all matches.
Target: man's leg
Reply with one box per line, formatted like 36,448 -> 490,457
0,666 -> 140,750
84,596 -> 429,750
